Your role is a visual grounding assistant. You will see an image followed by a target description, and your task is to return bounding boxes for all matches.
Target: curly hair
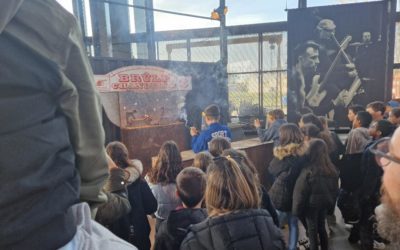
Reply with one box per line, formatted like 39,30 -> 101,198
148,140 -> 183,185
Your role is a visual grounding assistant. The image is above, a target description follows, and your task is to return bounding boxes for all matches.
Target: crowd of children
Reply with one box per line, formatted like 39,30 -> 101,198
91,100 -> 400,250
4,2 -> 400,249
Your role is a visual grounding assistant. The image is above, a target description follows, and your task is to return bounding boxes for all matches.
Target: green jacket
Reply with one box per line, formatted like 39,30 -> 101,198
0,0 -> 108,249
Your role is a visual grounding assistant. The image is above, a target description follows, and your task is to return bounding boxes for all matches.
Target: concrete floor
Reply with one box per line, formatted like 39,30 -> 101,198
328,214 -> 360,250
282,208 -> 360,250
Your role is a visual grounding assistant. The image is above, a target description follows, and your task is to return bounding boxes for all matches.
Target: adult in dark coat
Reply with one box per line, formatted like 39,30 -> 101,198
349,120 -> 395,248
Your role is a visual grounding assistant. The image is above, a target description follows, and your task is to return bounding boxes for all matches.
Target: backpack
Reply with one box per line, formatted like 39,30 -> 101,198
268,171 -> 292,211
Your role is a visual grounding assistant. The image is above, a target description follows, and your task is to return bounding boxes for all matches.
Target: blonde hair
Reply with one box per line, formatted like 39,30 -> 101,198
206,156 -> 260,216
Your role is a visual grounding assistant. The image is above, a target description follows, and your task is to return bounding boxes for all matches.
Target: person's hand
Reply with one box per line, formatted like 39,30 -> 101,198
190,127 -> 199,136
254,119 -> 261,128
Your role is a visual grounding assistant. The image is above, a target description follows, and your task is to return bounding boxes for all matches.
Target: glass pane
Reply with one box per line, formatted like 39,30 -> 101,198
228,73 -> 259,118
190,38 -> 220,62
158,40 -> 188,61
395,22 -> 400,64
228,34 -> 259,73
393,69 -> 400,99
262,72 -> 288,114
57,0 -> 73,13
262,32 -> 288,71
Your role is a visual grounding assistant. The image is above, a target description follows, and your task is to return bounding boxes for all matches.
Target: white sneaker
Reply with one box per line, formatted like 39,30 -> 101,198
373,240 -> 386,249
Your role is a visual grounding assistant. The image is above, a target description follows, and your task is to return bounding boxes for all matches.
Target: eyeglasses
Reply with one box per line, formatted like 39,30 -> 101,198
369,137 -> 400,167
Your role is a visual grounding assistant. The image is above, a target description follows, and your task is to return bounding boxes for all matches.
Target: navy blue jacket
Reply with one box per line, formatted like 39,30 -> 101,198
257,119 -> 287,146
191,123 -> 232,153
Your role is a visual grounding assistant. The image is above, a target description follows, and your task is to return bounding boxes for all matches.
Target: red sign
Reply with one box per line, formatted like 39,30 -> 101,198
95,66 -> 192,92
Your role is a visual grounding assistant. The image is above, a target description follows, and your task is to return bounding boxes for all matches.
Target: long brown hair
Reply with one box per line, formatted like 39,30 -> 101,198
279,123 -> 304,146
106,141 -> 130,169
206,156 -> 260,217
148,140 -> 182,184
306,139 -> 338,176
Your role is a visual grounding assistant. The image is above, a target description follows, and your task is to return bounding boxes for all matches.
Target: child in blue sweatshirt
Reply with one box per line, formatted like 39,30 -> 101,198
190,104 -> 231,153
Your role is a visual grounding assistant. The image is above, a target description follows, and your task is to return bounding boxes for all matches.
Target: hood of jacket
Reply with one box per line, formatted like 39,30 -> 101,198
273,143 -> 306,160
0,1 -> 24,34
166,208 -> 207,240
125,159 -> 143,184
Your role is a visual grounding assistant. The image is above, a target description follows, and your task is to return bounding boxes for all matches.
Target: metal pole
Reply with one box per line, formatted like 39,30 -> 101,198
219,0 -> 227,67
145,0 -> 156,60
219,0 -> 229,123
298,0 -> 307,8
74,0 -> 87,47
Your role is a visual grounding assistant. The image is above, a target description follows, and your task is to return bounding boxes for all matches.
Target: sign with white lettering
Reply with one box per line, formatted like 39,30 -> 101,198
95,66 -> 192,93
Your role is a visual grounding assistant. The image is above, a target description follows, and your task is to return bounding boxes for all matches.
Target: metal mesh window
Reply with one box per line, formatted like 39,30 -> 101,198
157,40 -> 188,61
190,38 -> 220,62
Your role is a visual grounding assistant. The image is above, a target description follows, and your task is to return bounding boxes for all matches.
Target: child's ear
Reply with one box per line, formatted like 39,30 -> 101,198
176,190 -> 180,198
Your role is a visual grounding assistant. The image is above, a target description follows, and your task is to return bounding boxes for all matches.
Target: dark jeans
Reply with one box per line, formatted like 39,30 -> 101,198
304,208 -> 328,250
349,199 -> 377,250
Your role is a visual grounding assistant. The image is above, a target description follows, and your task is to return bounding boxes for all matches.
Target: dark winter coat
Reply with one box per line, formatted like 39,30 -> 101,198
110,161 -> 158,250
96,167 -> 131,226
339,153 -> 363,192
292,167 -> 339,217
330,131 -> 345,167
0,1 -> 109,249
359,141 -> 383,204
268,143 -> 306,212
180,209 -> 285,250
154,208 -> 207,250
261,186 -> 280,227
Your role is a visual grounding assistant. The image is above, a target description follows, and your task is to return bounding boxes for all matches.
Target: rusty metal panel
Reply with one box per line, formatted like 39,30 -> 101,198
121,123 -> 190,174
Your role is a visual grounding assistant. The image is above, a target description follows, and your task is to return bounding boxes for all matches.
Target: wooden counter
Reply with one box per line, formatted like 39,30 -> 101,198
152,138 -> 274,188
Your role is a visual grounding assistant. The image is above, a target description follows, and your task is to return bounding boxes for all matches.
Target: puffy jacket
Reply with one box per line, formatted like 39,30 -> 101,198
292,167 -> 339,217
95,167 -> 131,226
268,143 -> 306,212
154,208 -> 207,250
0,1 -> 108,249
180,209 -> 285,250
